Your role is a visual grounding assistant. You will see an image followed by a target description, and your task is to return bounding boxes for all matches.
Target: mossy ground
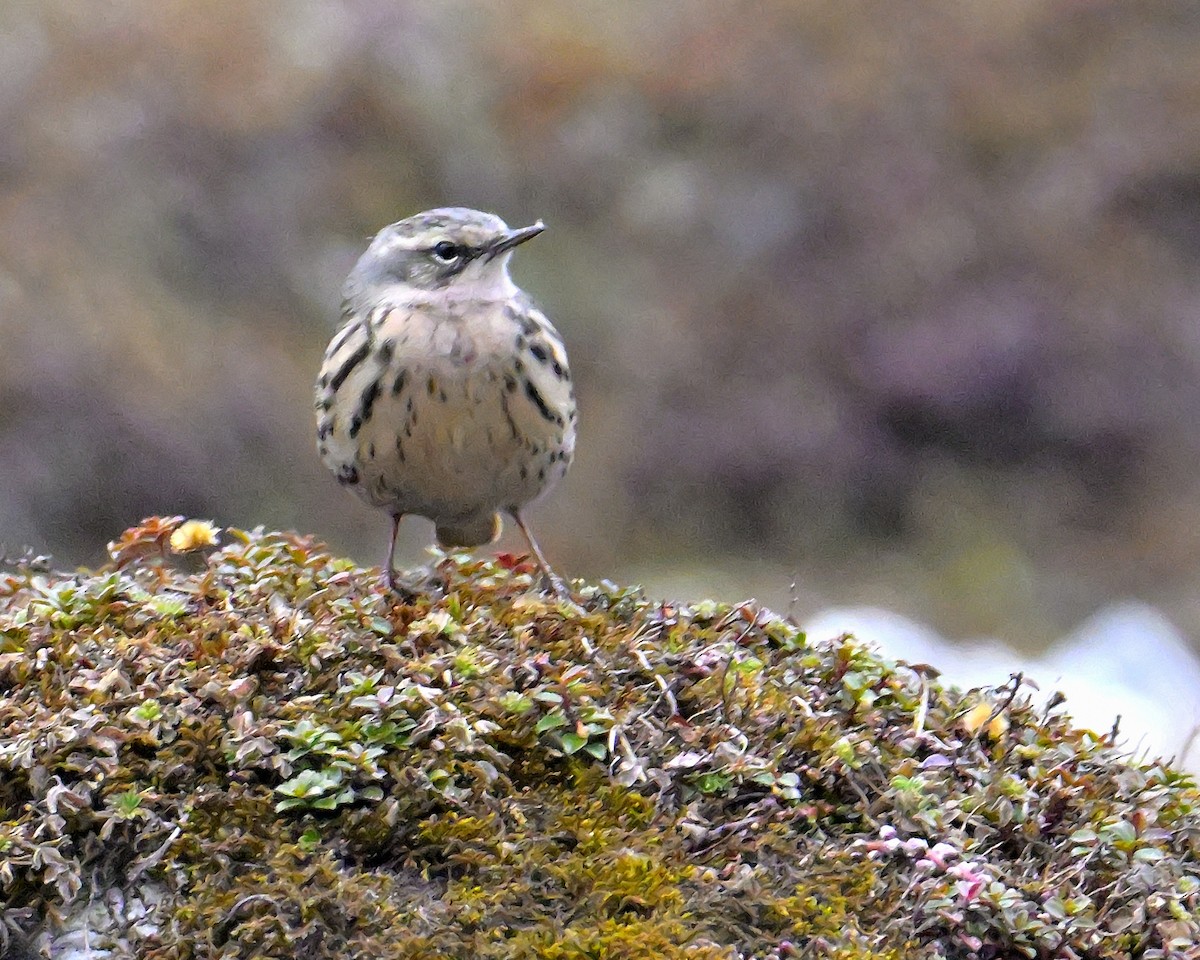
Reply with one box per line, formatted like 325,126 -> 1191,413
1,519 -> 1197,958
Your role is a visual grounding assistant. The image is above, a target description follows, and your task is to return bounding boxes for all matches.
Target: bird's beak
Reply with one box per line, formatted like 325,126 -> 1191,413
489,221 -> 545,258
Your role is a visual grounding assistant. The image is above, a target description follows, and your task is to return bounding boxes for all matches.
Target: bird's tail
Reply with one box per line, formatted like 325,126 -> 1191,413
435,512 -> 502,549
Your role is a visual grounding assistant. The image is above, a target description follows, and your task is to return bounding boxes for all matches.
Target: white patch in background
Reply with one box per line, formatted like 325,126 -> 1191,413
804,601 -> 1200,772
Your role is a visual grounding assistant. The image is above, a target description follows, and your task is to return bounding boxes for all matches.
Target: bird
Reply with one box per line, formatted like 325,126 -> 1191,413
314,207 -> 576,597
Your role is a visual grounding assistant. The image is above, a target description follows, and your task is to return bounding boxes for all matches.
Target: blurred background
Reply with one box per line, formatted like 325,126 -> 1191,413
2,2 -> 1199,760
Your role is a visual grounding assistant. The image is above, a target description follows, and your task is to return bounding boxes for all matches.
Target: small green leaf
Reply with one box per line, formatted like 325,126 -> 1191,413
368,617 -> 393,637
131,700 -> 162,723
112,790 -> 145,818
560,731 -> 588,754
535,712 -> 567,733
500,693 -> 533,714
146,595 -> 188,618
695,772 -> 733,795
299,827 -> 321,847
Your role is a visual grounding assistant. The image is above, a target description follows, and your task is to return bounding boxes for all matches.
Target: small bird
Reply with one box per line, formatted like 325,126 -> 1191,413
315,208 -> 576,596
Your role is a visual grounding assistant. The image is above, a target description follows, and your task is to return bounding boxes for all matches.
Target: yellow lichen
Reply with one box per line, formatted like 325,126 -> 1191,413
168,519 -> 222,554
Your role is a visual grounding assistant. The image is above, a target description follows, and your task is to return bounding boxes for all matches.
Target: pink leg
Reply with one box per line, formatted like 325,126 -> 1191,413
512,510 -> 570,599
382,514 -> 402,591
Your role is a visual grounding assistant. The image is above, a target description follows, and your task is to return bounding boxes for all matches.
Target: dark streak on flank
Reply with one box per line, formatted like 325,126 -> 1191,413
392,370 -> 408,396
500,393 -> 520,439
523,379 -> 560,425
507,301 -> 542,337
329,341 -> 371,392
326,320 -> 360,359
377,338 -> 395,365
359,377 -> 382,425
370,305 -> 393,330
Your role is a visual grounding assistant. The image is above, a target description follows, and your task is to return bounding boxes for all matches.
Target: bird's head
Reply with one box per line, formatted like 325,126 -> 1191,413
344,207 -> 544,308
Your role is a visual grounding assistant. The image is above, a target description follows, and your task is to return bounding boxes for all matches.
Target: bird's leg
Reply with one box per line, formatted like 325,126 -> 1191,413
382,514 -> 447,599
382,513 -> 403,592
512,510 -> 571,600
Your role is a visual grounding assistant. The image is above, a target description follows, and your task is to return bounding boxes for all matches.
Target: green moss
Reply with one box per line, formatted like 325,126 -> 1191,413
0,519 -> 1197,958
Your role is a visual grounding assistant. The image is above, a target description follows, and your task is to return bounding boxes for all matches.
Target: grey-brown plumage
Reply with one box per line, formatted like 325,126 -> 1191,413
315,208 -> 576,595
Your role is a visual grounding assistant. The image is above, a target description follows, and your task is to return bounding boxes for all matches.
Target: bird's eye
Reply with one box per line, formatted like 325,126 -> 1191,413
432,241 -> 460,263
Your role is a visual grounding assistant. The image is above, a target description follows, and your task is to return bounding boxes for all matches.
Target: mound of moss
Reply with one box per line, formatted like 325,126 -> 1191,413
1,519 -> 1197,959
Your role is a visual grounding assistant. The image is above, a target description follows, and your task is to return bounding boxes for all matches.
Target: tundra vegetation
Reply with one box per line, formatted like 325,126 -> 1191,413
0,519 -> 1197,958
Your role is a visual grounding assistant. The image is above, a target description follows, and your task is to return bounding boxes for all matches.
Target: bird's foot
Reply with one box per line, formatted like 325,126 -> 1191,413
381,566 -> 447,602
536,569 -> 584,615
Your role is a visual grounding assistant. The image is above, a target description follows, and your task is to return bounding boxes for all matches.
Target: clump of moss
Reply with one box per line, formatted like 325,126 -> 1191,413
1,518 -> 1197,958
